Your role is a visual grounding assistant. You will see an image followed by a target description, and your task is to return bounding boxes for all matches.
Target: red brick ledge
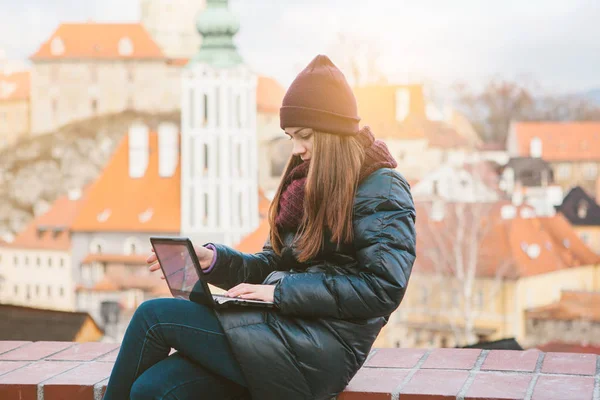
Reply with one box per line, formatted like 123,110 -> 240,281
0,342 -> 598,400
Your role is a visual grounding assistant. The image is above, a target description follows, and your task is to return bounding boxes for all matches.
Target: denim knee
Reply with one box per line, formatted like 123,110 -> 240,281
130,376 -> 159,400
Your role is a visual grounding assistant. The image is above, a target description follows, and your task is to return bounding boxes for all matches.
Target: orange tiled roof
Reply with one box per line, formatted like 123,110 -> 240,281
0,71 -> 30,102
257,76 -> 285,114
71,131 -> 181,233
511,122 -> 600,161
235,219 -> 270,253
4,191 -> 87,251
415,202 -> 600,279
81,253 -> 148,265
527,290 -> 600,322
354,84 -> 468,148
31,23 -> 164,60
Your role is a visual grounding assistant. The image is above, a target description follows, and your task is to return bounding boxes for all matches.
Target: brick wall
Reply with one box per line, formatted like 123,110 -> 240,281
0,341 -> 598,399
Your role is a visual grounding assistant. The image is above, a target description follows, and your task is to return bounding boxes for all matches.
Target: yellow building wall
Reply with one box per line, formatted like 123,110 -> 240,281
0,99 -> 29,148
378,265 -> 600,348
74,317 -> 104,342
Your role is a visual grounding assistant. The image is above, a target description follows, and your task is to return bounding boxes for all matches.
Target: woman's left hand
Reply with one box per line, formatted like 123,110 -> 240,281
226,284 -> 275,302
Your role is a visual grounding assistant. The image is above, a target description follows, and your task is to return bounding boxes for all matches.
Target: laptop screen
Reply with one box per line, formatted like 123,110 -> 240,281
152,242 -> 200,300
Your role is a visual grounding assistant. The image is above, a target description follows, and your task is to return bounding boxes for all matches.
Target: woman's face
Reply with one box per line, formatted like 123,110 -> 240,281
284,127 -> 314,161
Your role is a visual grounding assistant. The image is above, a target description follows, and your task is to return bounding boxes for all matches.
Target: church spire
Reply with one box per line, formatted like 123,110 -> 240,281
190,0 -> 243,67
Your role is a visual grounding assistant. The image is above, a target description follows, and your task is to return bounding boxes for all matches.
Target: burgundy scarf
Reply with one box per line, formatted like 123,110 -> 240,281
275,126 -> 397,230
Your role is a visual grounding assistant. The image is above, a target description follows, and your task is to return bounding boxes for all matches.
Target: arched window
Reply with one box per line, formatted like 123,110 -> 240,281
89,238 -> 106,254
124,237 -> 142,255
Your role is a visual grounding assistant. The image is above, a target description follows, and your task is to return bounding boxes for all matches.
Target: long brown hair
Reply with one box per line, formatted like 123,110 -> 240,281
268,130 -> 365,262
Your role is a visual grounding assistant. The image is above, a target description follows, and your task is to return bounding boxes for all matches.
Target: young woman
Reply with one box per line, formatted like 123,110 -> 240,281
103,55 -> 416,400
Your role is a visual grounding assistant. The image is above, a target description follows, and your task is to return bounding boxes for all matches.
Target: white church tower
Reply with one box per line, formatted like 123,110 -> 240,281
140,0 -> 206,59
180,0 -> 259,246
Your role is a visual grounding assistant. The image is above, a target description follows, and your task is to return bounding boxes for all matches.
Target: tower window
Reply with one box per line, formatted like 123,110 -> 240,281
203,143 -> 209,173
203,93 -> 209,127
189,89 -> 195,129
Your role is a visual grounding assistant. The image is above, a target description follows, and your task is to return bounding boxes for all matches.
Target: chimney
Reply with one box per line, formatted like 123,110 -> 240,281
529,137 -> 542,158
128,122 -> 149,178
395,88 -> 411,122
157,122 -> 179,178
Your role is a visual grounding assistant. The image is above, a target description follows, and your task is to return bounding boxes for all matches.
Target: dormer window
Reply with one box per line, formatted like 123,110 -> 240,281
395,88 -> 410,122
577,200 -> 589,219
529,137 -> 542,158
50,37 -> 65,56
118,37 -> 134,56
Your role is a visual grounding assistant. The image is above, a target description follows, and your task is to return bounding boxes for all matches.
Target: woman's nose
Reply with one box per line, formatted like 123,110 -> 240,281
292,141 -> 306,156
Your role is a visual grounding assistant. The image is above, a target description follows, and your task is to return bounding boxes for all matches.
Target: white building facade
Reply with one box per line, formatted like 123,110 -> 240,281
180,0 -> 259,246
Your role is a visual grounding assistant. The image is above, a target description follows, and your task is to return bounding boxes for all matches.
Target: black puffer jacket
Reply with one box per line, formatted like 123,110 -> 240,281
204,168 -> 416,400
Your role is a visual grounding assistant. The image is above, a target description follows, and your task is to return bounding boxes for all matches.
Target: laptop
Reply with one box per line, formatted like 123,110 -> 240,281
149,237 -> 274,309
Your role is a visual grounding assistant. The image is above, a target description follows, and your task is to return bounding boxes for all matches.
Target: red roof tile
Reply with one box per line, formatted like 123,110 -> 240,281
235,219 -> 270,253
257,76 -> 285,114
71,131 -> 181,233
0,71 -> 30,102
31,23 -> 164,60
4,191 -> 87,251
354,85 -> 468,147
415,202 -> 600,279
527,291 -> 600,322
81,253 -> 148,265
510,122 -> 600,161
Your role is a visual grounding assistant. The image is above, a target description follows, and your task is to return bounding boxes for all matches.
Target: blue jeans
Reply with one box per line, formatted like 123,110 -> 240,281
103,298 -> 248,400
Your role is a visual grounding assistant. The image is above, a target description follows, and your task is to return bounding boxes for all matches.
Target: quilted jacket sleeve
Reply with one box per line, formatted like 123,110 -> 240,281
201,240 -> 282,291
274,170 -> 416,319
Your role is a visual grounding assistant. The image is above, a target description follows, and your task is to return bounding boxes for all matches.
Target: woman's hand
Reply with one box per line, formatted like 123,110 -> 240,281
147,245 -> 215,278
226,284 -> 275,302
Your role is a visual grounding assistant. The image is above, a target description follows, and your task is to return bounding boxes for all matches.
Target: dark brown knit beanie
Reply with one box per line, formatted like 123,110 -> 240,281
280,55 -> 361,136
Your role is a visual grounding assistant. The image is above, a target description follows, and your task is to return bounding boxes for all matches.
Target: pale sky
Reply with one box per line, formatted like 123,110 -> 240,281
1,0 -> 599,94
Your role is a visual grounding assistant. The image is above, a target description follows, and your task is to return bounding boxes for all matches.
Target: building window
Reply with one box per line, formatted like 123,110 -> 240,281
127,66 -> 135,83
557,163 -> 571,180
189,88 -> 195,129
235,142 -> 242,177
238,192 -> 243,227
14,285 -> 18,295
47,286 -> 52,298
578,201 -> 589,219
13,255 -> 18,266
476,290 -> 484,308
24,256 -> 29,266
203,143 -> 209,173
420,287 -> 429,304
203,94 -> 209,127
26,285 -> 31,300
52,98 -> 58,117
189,188 -> 195,227
203,192 -> 209,225
580,232 -> 590,244
91,98 -> 98,114
90,239 -> 105,254
584,163 -> 598,180
60,257 -> 65,268
48,257 -> 52,268
60,287 -> 65,297
124,237 -> 141,255
236,94 -> 242,128
215,88 -> 220,128
90,65 -> 98,83
35,285 -> 40,296
36,257 -> 41,267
